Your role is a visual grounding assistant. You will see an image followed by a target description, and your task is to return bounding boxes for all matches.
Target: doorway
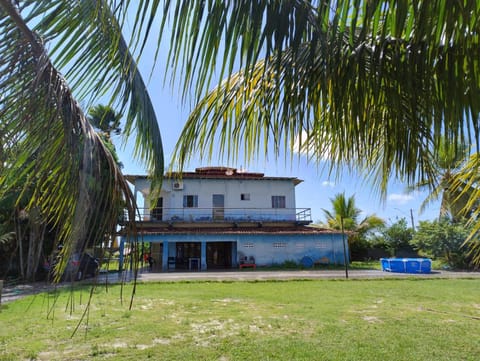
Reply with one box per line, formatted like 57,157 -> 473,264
152,197 -> 163,221
175,242 -> 201,270
212,194 -> 224,220
206,242 -> 233,269
150,242 -> 163,271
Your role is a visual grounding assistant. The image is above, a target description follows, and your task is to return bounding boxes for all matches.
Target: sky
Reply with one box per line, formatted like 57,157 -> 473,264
110,10 -> 441,227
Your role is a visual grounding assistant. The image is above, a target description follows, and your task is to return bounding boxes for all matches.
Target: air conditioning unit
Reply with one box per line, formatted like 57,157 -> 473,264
172,181 -> 184,190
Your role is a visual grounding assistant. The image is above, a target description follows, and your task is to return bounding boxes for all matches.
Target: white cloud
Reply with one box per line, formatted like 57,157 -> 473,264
292,130 -> 331,160
321,181 -> 335,187
387,193 -> 415,205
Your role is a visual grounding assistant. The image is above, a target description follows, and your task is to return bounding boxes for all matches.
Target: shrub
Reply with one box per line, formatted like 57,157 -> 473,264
410,219 -> 474,269
381,218 -> 416,257
282,259 -> 299,269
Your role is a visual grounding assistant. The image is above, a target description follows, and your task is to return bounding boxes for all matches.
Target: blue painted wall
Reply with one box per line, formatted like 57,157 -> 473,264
120,232 -> 348,270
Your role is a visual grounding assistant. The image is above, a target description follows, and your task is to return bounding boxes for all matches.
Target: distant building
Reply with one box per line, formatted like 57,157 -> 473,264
120,167 -> 348,271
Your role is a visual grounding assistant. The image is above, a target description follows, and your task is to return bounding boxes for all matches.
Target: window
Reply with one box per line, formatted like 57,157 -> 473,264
240,193 -> 250,201
183,195 -> 198,208
273,242 -> 287,248
243,242 -> 254,248
271,195 -> 286,208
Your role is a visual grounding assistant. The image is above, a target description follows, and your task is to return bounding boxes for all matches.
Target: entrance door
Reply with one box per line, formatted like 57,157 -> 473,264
152,197 -> 163,221
212,194 -> 224,220
175,242 -> 201,270
150,242 -> 163,271
206,242 -> 233,269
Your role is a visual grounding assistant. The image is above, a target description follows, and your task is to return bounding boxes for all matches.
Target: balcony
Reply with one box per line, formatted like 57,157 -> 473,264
122,207 -> 312,226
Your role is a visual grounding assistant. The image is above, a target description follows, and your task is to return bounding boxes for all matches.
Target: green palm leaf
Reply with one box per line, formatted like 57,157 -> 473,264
164,0 -> 480,192
28,0 -> 163,182
0,1 -> 160,281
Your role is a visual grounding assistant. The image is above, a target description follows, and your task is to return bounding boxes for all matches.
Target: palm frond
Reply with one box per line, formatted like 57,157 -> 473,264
0,231 -> 15,245
27,0 -> 163,183
453,153 -> 480,254
0,0 -> 138,281
165,0 -> 480,193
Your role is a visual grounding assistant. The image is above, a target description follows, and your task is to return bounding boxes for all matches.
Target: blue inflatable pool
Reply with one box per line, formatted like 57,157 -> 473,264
380,258 -> 431,274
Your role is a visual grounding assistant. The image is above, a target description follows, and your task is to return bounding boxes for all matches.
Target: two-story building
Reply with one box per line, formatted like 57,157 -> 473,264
119,166 -> 348,271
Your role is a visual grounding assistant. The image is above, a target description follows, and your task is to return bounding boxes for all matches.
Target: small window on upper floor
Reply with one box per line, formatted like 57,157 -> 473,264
240,193 -> 250,201
271,195 -> 286,208
183,195 -> 198,208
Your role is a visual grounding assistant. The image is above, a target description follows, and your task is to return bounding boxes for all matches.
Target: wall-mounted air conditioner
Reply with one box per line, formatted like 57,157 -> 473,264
172,181 -> 184,190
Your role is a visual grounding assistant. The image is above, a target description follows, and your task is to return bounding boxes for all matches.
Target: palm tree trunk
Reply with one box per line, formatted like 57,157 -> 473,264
25,208 -> 46,281
14,210 -> 25,280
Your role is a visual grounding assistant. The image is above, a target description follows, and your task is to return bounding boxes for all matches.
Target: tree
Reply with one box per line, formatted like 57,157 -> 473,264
159,1 -> 480,263
88,104 -> 124,168
412,137 -> 473,222
88,104 -> 122,139
380,218 -> 415,257
0,1 -> 165,280
411,219 -> 477,270
0,135 -> 54,281
317,192 -> 385,260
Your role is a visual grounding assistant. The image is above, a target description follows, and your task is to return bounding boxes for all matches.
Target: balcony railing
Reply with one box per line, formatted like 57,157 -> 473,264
123,207 -> 312,224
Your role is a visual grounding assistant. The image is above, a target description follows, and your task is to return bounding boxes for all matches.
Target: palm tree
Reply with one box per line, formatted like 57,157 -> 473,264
163,2 -> 479,183
451,154 -> 480,265
88,104 -> 124,168
413,138 -> 473,222
0,1 -> 163,280
88,104 -> 122,140
319,192 -> 385,248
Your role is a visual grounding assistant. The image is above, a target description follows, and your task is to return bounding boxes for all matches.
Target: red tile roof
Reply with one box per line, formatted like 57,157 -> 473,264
125,166 -> 303,185
132,226 -> 341,236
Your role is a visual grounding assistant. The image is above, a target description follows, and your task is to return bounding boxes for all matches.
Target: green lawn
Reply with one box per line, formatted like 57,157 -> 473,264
1,279 -> 479,360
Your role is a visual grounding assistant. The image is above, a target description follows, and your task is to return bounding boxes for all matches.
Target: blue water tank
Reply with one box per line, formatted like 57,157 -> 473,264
301,256 -> 314,268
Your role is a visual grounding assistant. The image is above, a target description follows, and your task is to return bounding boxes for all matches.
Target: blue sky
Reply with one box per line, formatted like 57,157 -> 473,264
110,11 -> 440,227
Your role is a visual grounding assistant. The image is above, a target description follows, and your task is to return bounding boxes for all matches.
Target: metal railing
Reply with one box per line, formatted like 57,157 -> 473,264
123,207 -> 312,223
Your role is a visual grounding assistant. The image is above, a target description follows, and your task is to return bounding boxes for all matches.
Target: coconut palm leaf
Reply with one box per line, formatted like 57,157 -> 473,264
453,153 -> 480,263
27,0 -> 163,182
0,1 -> 159,281
163,0 -> 480,193
319,192 -> 385,246
0,231 -> 15,245
409,138 -> 470,220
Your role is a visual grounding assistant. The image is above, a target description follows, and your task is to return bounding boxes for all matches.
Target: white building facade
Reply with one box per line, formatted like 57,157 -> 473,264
120,167 -> 347,271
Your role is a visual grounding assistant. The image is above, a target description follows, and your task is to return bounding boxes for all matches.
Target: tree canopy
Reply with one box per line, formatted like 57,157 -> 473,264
319,192 -> 385,242
0,0 -> 163,279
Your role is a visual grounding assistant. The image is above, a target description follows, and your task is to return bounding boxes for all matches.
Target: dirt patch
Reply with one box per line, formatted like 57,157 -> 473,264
1,282 -> 62,303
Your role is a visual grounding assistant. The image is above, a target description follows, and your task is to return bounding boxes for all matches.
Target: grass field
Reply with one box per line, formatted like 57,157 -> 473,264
1,278 -> 479,360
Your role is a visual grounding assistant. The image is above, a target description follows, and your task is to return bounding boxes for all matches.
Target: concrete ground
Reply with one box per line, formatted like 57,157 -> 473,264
2,268 -> 479,304
91,269 -> 480,283
99,268 -> 480,283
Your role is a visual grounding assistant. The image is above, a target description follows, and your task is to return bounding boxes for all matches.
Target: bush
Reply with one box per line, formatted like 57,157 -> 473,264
381,218 -> 416,257
350,238 -> 371,261
410,219 -> 474,269
282,259 -> 299,269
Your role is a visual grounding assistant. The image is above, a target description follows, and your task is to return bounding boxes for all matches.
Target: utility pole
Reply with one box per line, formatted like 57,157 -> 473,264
340,216 -> 349,279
